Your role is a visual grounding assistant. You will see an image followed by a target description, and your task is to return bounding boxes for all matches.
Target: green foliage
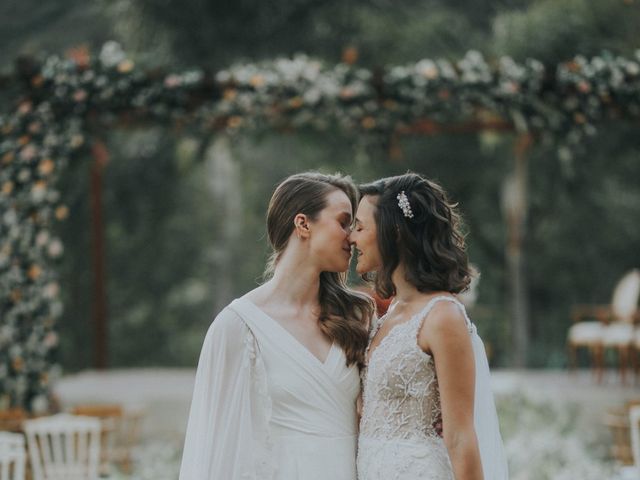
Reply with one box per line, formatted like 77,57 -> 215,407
56,130 -> 220,368
526,124 -> 640,366
492,0 -> 640,63
337,5 -> 487,65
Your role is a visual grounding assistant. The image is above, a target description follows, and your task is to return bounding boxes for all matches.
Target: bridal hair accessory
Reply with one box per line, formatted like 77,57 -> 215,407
396,191 -> 414,218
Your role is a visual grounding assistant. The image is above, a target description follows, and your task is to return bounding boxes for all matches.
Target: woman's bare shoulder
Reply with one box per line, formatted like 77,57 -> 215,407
417,297 -> 469,351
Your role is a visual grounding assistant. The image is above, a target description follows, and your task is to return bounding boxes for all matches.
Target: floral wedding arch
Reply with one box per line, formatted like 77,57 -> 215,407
1,41 -> 638,411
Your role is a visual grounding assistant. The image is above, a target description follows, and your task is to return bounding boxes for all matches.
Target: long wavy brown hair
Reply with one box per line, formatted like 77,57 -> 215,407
265,172 -> 374,367
359,172 -> 471,299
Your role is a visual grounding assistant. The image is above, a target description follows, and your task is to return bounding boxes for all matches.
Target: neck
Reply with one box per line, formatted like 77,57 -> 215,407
391,263 -> 422,305
267,244 -> 321,308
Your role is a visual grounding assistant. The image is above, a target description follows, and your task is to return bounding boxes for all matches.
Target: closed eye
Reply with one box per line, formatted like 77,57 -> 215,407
339,214 -> 352,229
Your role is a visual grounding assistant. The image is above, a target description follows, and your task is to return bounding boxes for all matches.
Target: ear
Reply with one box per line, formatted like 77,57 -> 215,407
293,213 -> 311,239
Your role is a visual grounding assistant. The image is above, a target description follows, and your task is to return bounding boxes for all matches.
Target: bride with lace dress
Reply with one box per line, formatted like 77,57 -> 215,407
179,172 -> 374,480
351,173 -> 508,480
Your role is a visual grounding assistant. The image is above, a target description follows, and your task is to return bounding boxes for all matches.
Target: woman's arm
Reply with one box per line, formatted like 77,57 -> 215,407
179,307 -> 273,480
418,302 -> 484,480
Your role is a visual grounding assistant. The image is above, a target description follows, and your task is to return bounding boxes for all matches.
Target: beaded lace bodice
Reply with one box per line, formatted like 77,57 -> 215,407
357,296 -> 506,480
359,296 -> 473,442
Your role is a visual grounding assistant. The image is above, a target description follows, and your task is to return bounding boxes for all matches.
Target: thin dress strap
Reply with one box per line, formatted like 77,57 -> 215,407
413,295 -> 475,336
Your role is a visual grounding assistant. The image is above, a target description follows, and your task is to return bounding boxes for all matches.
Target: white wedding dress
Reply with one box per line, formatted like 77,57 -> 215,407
357,296 -> 508,480
179,297 -> 360,480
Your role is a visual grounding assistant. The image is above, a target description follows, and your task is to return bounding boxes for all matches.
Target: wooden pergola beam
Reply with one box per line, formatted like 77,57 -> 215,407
398,118 -> 514,136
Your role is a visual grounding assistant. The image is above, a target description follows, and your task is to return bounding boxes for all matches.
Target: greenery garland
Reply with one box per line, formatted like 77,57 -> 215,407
1,42 -> 639,411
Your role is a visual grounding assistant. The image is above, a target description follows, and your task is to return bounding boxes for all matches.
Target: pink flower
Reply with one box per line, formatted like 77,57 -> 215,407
164,75 -> 181,88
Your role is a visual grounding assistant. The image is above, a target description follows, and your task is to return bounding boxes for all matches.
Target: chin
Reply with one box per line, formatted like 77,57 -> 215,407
355,263 -> 372,275
356,256 -> 381,275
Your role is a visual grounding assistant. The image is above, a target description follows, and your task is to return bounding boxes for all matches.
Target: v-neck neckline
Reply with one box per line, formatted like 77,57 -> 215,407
365,313 -> 413,365
240,297 -> 336,367
365,295 -> 458,364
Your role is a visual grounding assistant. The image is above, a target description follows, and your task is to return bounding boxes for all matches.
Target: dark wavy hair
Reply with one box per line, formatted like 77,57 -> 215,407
265,172 -> 374,367
359,172 -> 471,299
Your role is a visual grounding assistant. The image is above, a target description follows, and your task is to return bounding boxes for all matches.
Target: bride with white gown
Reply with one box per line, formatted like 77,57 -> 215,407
179,172 -> 374,480
350,173 -> 508,480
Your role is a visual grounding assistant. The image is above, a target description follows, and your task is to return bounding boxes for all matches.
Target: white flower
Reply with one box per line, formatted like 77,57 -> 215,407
31,184 -> 47,202
44,282 -> 60,299
0,325 -> 14,344
626,62 -> 640,76
36,230 -> 50,247
215,70 -> 231,83
303,88 -> 322,104
31,395 -> 49,415
43,332 -> 58,348
48,239 -> 64,258
18,169 -> 31,182
99,41 -> 127,68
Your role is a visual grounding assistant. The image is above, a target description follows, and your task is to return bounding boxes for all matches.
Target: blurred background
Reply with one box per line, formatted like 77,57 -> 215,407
3,0 -> 638,370
2,0 -> 640,479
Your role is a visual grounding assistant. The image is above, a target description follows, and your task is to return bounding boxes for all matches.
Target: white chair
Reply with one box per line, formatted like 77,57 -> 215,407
24,414 -> 101,480
0,432 -> 26,480
603,269 -> 640,383
568,269 -> 640,382
568,306 -> 608,378
70,404 -> 144,475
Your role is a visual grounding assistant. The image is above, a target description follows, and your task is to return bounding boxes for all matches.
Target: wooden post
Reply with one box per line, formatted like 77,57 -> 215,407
503,133 -> 533,367
90,140 -> 109,370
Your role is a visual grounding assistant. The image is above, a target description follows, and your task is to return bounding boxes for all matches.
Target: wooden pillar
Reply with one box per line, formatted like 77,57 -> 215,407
90,140 -> 109,369
503,133 -> 533,367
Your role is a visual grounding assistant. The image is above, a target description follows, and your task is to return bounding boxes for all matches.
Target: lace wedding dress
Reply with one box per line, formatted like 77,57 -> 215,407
357,296 -> 508,480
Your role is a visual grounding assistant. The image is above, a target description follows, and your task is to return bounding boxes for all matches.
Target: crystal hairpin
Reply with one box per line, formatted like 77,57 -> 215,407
397,191 -> 414,218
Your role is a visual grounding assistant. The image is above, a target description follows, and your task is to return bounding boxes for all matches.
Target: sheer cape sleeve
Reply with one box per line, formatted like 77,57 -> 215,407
179,306 -> 275,480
